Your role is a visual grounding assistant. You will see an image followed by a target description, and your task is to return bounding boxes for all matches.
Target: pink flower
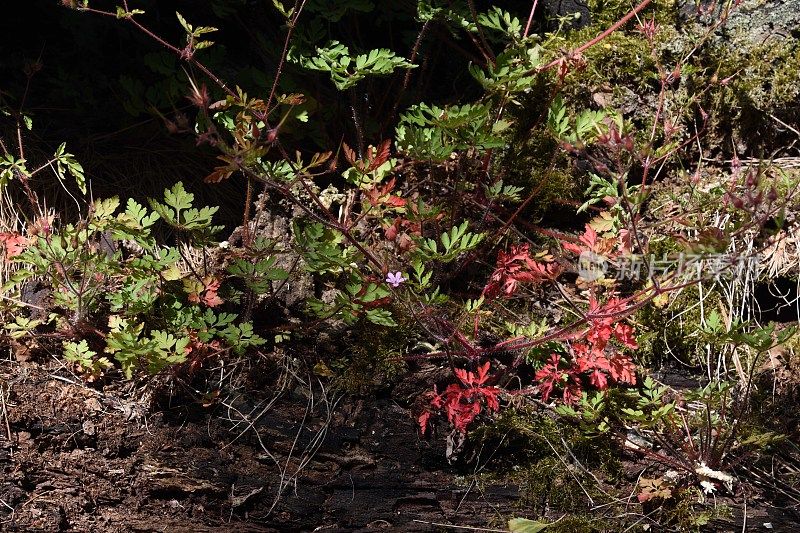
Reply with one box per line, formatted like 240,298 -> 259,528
386,271 -> 406,287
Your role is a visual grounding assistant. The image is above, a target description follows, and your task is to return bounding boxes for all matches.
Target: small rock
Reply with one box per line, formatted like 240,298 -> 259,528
82,420 -> 96,436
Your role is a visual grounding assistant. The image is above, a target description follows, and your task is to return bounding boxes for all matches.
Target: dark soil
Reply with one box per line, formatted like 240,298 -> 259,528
1,357 -> 799,532
0,358 -> 526,532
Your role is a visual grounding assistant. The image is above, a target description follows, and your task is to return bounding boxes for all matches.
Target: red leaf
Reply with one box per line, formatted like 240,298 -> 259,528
366,178 -> 405,208
587,323 -> 613,350
425,363 -> 502,433
454,367 -> 470,385
204,167 -> 234,183
589,369 -> 609,390
342,142 -> 358,166
476,361 -> 491,385
0,232 -> 28,260
482,388 -> 500,412
384,219 -> 400,241
384,195 -> 406,207
609,354 -> 637,384
483,244 -> 558,299
535,354 -> 564,403
614,323 -> 639,349
618,228 -> 633,254
201,278 -> 224,307
367,139 -> 392,172
418,411 -> 431,434
580,224 -> 598,250
561,241 -> 584,255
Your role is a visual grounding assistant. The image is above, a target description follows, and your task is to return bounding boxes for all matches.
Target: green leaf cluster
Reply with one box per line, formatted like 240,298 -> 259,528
227,237 -> 289,295
176,11 -> 218,51
413,221 -> 484,263
148,181 -> 223,244
2,185 -> 263,378
308,273 -> 396,327
293,221 -> 360,274
296,41 -> 415,90
396,103 -> 505,161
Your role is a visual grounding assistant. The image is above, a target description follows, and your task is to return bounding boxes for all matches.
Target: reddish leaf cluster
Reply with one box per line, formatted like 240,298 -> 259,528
536,297 -> 638,403
188,277 -> 224,307
586,297 -> 639,351
365,177 -> 405,208
419,361 -> 500,434
636,16 -> 660,42
384,201 -> 442,253
483,244 -> 560,298
184,332 -> 223,374
384,217 -> 420,252
535,354 -> 582,404
561,224 -> 620,258
596,120 -> 636,155
0,232 -> 28,262
343,139 -> 391,173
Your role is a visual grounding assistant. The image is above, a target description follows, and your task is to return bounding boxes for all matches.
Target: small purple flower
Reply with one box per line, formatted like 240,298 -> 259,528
386,271 -> 406,288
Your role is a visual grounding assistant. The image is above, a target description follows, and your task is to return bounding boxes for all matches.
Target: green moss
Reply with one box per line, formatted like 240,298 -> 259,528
500,138 -> 576,218
498,79 -> 582,220
470,406 -> 743,531
587,0 -> 675,27
569,31 -> 658,94
331,321 -> 410,394
672,27 -> 800,151
552,1 -> 800,154
547,515 -> 609,533
651,489 -> 732,531
721,40 -> 800,112
560,0 -> 677,91
471,409 -> 621,514
495,5 -> 695,220
636,285 -> 722,367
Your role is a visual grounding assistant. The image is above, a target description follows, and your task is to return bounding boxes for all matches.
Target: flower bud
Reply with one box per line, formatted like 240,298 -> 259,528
767,187 -> 778,202
745,170 -> 759,188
